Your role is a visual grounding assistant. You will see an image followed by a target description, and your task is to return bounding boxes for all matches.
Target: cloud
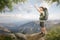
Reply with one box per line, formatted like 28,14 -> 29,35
0,0 -> 60,22
48,13 -> 60,20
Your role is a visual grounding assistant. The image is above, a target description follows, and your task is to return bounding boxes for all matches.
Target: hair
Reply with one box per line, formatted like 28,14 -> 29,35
39,7 -> 48,11
39,7 -> 44,11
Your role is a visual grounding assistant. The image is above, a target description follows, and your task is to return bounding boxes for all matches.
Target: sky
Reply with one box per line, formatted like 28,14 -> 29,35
0,0 -> 60,23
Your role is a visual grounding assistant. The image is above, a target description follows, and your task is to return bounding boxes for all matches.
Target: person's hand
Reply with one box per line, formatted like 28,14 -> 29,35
34,4 -> 40,13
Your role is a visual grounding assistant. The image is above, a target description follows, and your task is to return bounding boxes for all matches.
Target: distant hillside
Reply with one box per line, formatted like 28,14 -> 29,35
0,20 -> 60,34
17,20 -> 60,34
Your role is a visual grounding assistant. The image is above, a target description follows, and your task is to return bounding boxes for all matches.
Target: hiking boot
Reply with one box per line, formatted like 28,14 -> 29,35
39,32 -> 45,37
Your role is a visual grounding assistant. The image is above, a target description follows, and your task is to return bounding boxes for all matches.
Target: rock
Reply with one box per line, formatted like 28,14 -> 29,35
8,33 -> 18,40
15,33 -> 27,40
0,26 -> 11,33
0,32 -> 45,40
26,32 -> 45,40
0,33 -> 18,40
15,32 -> 45,40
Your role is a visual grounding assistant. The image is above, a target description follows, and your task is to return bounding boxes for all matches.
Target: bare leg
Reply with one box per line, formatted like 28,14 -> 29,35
41,27 -> 46,32
41,27 -> 47,34
40,22 -> 47,34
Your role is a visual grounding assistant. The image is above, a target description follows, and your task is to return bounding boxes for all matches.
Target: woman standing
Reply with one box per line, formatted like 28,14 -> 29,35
34,5 -> 48,35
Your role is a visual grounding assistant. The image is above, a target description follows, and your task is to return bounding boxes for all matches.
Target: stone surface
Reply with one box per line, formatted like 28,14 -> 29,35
15,32 -> 45,40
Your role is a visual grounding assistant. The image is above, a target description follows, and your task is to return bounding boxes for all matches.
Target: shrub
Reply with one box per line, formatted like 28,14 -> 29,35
0,34 -> 12,40
45,26 -> 60,40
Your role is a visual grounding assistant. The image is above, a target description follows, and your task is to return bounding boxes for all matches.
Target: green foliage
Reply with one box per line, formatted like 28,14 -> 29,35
0,0 -> 26,12
0,35 -> 12,40
45,26 -> 60,40
4,36 -> 12,40
45,0 -> 60,5
13,0 -> 26,3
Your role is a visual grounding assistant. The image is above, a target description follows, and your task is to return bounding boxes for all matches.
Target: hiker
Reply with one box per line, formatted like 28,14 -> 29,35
34,5 -> 48,35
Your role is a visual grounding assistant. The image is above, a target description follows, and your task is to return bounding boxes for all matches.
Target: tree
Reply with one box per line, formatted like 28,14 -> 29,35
45,0 -> 60,5
0,0 -> 60,12
0,0 -> 26,12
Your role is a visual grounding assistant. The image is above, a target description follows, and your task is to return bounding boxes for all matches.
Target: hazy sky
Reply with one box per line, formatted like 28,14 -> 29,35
0,0 -> 60,23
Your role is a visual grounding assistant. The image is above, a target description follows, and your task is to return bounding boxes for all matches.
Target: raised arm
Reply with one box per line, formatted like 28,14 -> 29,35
34,5 -> 40,12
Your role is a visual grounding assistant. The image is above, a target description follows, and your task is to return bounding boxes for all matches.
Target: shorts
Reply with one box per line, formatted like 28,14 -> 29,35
40,22 -> 44,27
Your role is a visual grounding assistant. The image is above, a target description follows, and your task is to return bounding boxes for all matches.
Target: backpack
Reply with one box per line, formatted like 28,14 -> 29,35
40,8 -> 48,20
44,8 -> 48,20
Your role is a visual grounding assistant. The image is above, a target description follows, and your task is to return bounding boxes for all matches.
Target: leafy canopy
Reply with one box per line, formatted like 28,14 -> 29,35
0,0 -> 26,12
0,0 -> 60,12
45,0 -> 60,5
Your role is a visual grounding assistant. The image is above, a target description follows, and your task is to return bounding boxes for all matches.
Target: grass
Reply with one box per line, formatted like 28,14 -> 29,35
0,34 -> 13,40
45,25 -> 60,40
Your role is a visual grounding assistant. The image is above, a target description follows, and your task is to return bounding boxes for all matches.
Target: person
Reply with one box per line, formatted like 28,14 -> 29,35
34,5 -> 48,35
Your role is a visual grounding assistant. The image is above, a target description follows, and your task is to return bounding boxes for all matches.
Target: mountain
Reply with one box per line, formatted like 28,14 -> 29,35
0,20 -> 60,34
17,20 -> 60,34
18,21 -> 40,34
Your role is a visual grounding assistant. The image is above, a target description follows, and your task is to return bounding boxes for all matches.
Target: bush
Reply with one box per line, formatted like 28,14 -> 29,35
45,26 -> 60,40
0,34 -> 13,40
